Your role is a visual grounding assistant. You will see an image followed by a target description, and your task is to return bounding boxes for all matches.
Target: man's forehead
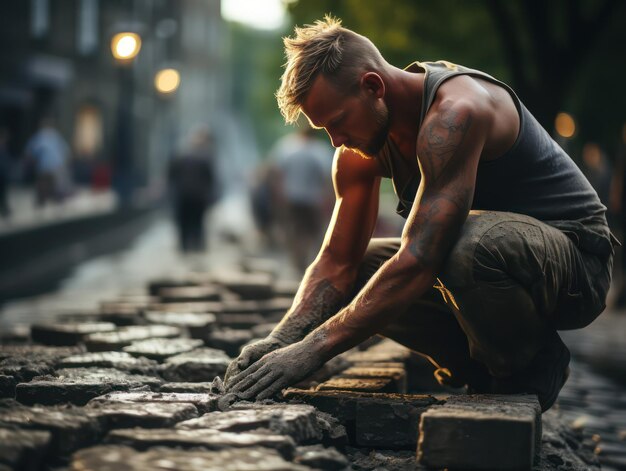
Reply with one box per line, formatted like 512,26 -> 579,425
301,75 -> 343,128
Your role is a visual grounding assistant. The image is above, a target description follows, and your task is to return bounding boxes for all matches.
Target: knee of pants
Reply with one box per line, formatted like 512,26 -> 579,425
441,213 -> 547,292
354,238 -> 401,293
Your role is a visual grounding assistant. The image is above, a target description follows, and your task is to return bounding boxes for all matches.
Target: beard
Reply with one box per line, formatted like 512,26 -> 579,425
351,99 -> 390,158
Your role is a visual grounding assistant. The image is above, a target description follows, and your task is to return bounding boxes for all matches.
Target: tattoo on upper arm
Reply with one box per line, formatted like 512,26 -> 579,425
407,105 -> 475,265
418,104 -> 473,183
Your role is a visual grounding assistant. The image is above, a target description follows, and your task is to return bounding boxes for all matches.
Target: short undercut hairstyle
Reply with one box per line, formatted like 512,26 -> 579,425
276,15 -> 386,124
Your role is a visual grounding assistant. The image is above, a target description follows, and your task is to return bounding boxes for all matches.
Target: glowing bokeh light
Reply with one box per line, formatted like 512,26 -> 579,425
555,112 -> 576,138
111,33 -> 142,60
155,68 -> 181,94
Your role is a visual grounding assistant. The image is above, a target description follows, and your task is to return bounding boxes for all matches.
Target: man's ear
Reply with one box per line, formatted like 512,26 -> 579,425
361,72 -> 385,99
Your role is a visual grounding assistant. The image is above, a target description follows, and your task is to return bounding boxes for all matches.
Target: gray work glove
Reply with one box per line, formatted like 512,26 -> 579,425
223,335 -> 288,388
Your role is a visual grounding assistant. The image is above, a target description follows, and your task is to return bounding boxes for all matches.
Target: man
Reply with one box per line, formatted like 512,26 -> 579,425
224,17 -> 616,412
270,123 -> 334,274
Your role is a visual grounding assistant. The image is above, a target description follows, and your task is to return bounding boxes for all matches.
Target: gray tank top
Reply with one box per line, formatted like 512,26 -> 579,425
376,61 -> 616,258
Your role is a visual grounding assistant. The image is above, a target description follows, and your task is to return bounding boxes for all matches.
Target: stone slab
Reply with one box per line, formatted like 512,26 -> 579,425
57,351 -> 160,375
0,427 -> 51,470
161,347 -> 231,382
158,382 -> 213,393
105,428 -> 296,460
0,401 -> 101,457
85,401 -> 198,430
445,393 -> 542,456
148,276 -> 203,296
316,377 -> 396,393
178,403 -> 322,444
30,322 -> 116,346
0,345 -> 85,362
158,286 -> 222,303
215,313 -> 266,329
0,375 -> 16,398
122,338 -> 204,361
339,366 -> 407,393
84,325 -> 181,352
89,390 -> 218,414
98,302 -> 145,326
418,406 -> 536,470
205,328 -> 254,357
148,301 -> 223,314
294,445 -> 349,471
15,368 -> 162,406
143,311 -> 217,339
212,272 -> 274,300
284,389 -> 440,446
70,445 -> 308,471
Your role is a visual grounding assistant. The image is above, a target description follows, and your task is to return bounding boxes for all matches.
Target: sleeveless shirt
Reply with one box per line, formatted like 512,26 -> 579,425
376,61 -> 616,259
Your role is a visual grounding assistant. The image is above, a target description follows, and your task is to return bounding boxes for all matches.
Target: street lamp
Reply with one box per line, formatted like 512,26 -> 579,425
110,31 -> 142,206
111,32 -> 142,61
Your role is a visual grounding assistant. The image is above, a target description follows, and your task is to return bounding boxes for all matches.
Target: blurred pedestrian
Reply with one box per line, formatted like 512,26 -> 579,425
169,125 -> 221,252
270,124 -> 334,273
0,127 -> 11,218
24,118 -> 72,206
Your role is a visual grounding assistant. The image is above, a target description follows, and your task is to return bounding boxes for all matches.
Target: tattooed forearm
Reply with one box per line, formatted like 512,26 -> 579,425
272,276 -> 350,344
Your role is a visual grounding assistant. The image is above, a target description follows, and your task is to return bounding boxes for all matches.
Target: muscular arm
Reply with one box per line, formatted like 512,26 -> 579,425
269,147 -> 382,344
311,98 -> 491,359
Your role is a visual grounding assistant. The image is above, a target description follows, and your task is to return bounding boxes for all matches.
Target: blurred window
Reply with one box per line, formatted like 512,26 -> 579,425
31,0 -> 49,38
77,0 -> 99,55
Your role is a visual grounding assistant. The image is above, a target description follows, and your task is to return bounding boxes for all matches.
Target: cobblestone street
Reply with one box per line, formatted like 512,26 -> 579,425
1,210 -> 624,470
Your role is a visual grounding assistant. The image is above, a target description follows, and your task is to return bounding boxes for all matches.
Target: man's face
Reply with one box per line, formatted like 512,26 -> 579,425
301,74 -> 390,158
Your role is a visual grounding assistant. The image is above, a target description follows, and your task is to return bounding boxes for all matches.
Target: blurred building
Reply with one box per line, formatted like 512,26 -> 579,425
0,0 -> 225,199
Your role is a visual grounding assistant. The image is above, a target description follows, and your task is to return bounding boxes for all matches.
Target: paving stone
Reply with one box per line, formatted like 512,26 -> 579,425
158,382 -> 213,393
0,427 -> 51,470
445,393 -> 542,457
57,351 -> 160,375
339,366 -> 407,393
212,272 -> 274,300
418,404 -> 536,470
0,325 -> 30,345
143,311 -> 217,339
355,395 -> 437,449
122,337 -> 204,361
84,325 -> 181,352
251,322 -> 278,338
0,400 -> 102,458
30,322 -> 117,346
158,286 -> 222,303
147,276 -> 204,296
105,428 -> 296,459
178,403 -> 323,444
220,298 -> 293,316
98,302 -> 145,326
90,390 -> 218,413
0,356 -> 56,383
15,368 -> 162,406
205,328 -> 254,357
316,377 -> 396,393
294,445 -> 349,470
347,447 -> 418,471
148,301 -> 223,314
0,345 -> 85,362
344,341 -> 412,365
85,401 -> 199,430
161,347 -> 231,382
284,389 -> 440,445
215,312 -> 266,329
0,375 -> 16,398
70,445 -> 308,471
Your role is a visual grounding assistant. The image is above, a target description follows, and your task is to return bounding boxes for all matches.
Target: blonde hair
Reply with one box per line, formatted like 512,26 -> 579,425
276,15 -> 385,124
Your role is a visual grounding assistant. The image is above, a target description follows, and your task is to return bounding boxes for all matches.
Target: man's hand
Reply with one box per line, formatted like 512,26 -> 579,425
223,336 -> 288,387
225,339 -> 325,401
